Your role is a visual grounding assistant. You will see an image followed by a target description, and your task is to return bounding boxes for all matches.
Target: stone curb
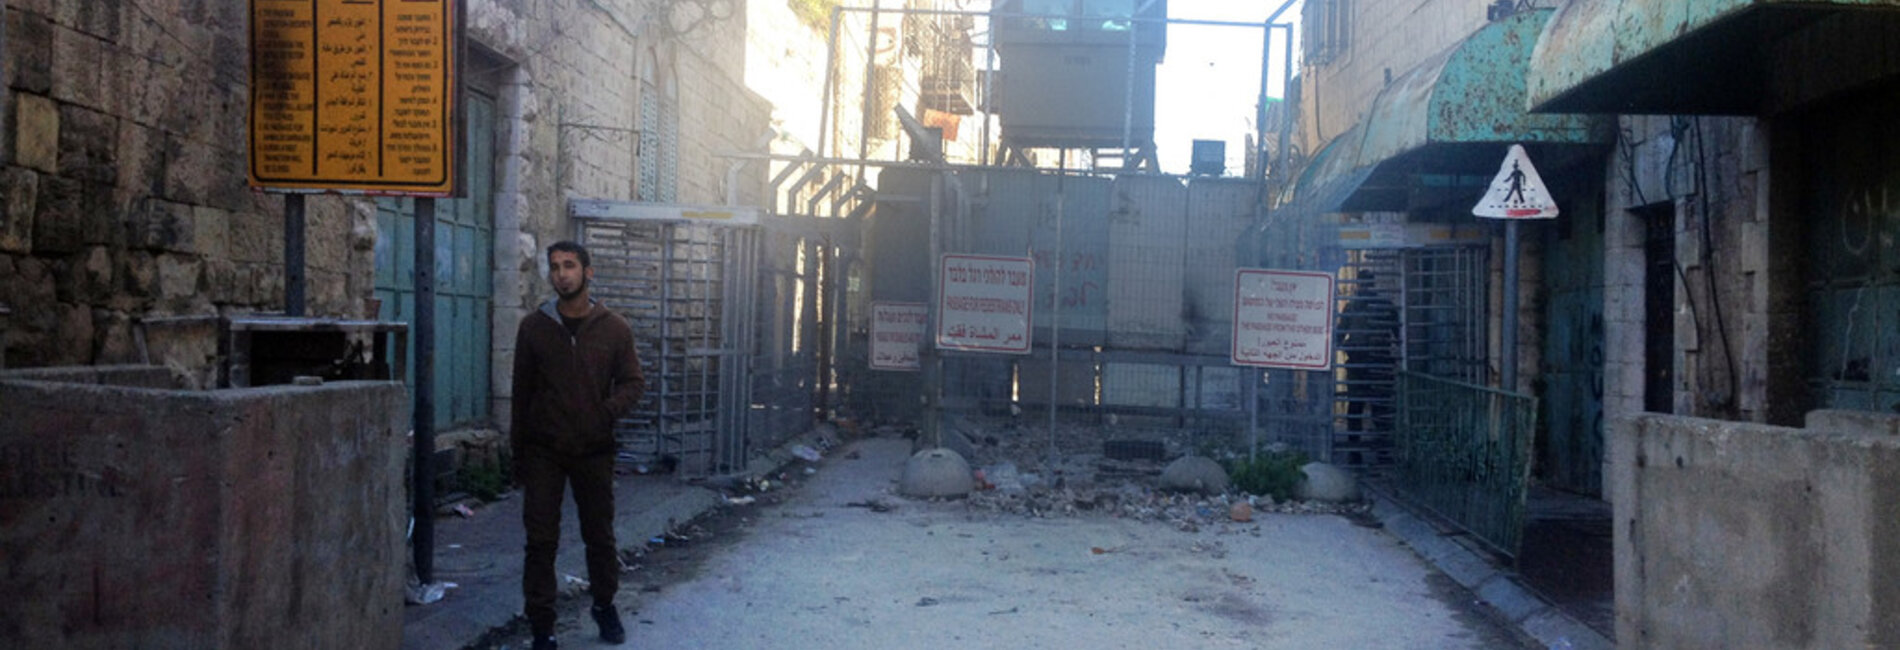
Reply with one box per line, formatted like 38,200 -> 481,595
1365,484 -> 1613,650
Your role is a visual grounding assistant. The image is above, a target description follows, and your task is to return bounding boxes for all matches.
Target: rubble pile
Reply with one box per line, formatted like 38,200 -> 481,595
963,483 -> 1367,530
914,418 -> 1371,526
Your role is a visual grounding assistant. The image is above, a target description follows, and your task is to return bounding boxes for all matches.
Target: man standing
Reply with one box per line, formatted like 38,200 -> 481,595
1339,272 -> 1398,434
512,240 -> 644,649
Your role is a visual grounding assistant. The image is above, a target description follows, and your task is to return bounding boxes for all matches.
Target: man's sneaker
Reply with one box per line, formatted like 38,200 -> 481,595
530,635 -> 558,650
592,603 -> 626,645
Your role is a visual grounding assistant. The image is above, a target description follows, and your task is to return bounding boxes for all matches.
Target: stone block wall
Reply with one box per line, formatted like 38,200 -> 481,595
465,0 -> 776,432
0,0 -> 783,429
1,1 -> 378,369
1600,115 -> 1779,429
0,368 -> 408,649
1611,412 -> 1900,649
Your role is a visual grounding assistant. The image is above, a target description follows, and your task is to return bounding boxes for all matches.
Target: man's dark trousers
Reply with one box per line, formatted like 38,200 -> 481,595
520,446 -> 618,634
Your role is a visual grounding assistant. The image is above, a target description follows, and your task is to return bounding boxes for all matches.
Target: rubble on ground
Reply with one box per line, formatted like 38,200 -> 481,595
870,419 -> 1371,527
962,483 -> 1367,530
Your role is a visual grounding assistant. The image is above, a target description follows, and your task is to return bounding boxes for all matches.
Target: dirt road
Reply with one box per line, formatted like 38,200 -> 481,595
497,435 -> 1527,650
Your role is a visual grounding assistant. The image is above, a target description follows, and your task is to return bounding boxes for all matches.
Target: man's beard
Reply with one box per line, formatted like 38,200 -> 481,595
555,275 -> 588,300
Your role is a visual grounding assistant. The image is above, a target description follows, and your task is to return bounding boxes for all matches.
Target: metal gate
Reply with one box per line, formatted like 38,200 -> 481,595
853,166 -> 1272,467
1397,370 -> 1538,558
576,207 -> 759,477
1332,250 -> 1401,467
1401,245 -> 1489,384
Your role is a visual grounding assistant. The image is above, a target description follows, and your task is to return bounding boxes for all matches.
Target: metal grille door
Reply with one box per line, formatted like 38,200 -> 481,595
581,219 -> 756,477
1401,246 -> 1490,384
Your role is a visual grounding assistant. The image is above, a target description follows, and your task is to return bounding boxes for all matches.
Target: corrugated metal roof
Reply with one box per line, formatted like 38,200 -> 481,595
1526,0 -> 1900,114
1280,9 -> 1607,217
1358,9 -> 1605,169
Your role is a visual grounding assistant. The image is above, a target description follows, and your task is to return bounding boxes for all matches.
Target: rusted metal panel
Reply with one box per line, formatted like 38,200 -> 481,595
1357,46 -> 1449,169
1426,10 -> 1603,146
1283,123 -> 1376,216
1527,0 -> 1900,113
1360,9 -> 1604,170
1288,10 -> 1605,221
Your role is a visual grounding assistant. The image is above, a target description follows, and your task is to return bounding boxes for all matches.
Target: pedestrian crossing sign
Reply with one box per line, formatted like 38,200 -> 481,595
1472,144 -> 1558,219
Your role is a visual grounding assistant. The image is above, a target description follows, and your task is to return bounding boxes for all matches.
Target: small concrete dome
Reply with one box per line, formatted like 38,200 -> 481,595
1159,455 -> 1230,494
899,448 -> 974,498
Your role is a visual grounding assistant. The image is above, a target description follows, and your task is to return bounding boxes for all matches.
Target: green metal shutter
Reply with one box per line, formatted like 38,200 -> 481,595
374,91 -> 497,430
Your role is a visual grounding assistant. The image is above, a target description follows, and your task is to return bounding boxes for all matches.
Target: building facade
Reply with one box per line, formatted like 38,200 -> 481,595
1280,0 -> 1900,644
0,0 -> 872,440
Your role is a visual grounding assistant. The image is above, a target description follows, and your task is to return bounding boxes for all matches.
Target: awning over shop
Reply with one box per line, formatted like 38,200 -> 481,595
1527,0 -> 1900,115
1281,8 -> 1607,216
1281,123 -> 1378,215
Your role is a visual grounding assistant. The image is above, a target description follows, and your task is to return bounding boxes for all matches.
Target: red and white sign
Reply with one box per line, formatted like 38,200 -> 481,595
937,254 -> 1033,354
870,302 -> 928,371
1472,144 -> 1559,219
1232,268 -> 1336,369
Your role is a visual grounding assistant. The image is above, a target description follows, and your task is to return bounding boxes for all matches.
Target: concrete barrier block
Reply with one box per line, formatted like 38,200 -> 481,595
0,369 -> 408,649
1805,409 -> 1900,438
1616,413 -> 1900,649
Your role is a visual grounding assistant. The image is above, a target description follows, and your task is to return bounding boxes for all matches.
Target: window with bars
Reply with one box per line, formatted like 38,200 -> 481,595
1303,0 -> 1351,65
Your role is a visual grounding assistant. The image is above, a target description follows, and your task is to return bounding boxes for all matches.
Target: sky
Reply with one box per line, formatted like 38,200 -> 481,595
1152,0 -> 1302,175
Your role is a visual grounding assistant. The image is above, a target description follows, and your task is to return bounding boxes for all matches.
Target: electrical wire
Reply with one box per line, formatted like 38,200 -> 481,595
1690,116 -> 1739,415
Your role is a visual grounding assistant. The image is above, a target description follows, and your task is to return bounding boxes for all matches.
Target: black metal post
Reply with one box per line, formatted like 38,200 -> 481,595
285,194 -> 306,316
1501,219 -> 1519,392
412,197 -> 437,583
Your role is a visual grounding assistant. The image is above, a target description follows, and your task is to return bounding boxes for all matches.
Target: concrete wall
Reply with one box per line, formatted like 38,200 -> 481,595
0,368 -> 408,649
1611,412 -> 1900,649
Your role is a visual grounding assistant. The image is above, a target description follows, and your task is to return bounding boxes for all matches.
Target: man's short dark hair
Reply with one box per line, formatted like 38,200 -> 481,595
547,240 -> 591,268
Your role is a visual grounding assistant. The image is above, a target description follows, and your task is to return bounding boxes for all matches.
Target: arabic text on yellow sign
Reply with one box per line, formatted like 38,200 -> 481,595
249,0 -> 455,195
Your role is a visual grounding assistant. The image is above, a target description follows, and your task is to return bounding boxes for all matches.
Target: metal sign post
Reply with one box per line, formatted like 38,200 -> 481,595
412,197 -> 437,582
1472,144 -> 1558,392
249,0 -> 460,586
1231,268 -> 1335,461
285,194 -> 305,315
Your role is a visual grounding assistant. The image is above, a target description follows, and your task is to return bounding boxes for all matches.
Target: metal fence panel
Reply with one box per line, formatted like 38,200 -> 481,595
915,172 -> 1286,472
1396,370 -> 1538,558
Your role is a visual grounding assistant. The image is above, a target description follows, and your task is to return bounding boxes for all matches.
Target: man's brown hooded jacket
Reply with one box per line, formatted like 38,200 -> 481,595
511,299 -> 646,458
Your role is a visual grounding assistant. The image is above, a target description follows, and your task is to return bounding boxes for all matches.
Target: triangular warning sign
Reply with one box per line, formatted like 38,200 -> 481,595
1473,144 -> 1558,219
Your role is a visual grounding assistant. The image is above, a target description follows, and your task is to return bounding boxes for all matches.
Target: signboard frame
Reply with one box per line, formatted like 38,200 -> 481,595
869,301 -> 928,371
569,200 -> 764,227
1231,268 -> 1336,370
936,254 -> 1034,354
248,0 -> 461,197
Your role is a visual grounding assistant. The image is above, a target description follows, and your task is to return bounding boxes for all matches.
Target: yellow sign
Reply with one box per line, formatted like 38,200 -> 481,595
249,0 -> 456,195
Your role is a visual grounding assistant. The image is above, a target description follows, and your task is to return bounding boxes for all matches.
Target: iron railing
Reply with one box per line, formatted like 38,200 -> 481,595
1395,370 -> 1538,558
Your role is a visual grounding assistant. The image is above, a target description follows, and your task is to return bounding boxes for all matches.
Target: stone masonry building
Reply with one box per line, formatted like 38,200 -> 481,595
0,0 -> 897,443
